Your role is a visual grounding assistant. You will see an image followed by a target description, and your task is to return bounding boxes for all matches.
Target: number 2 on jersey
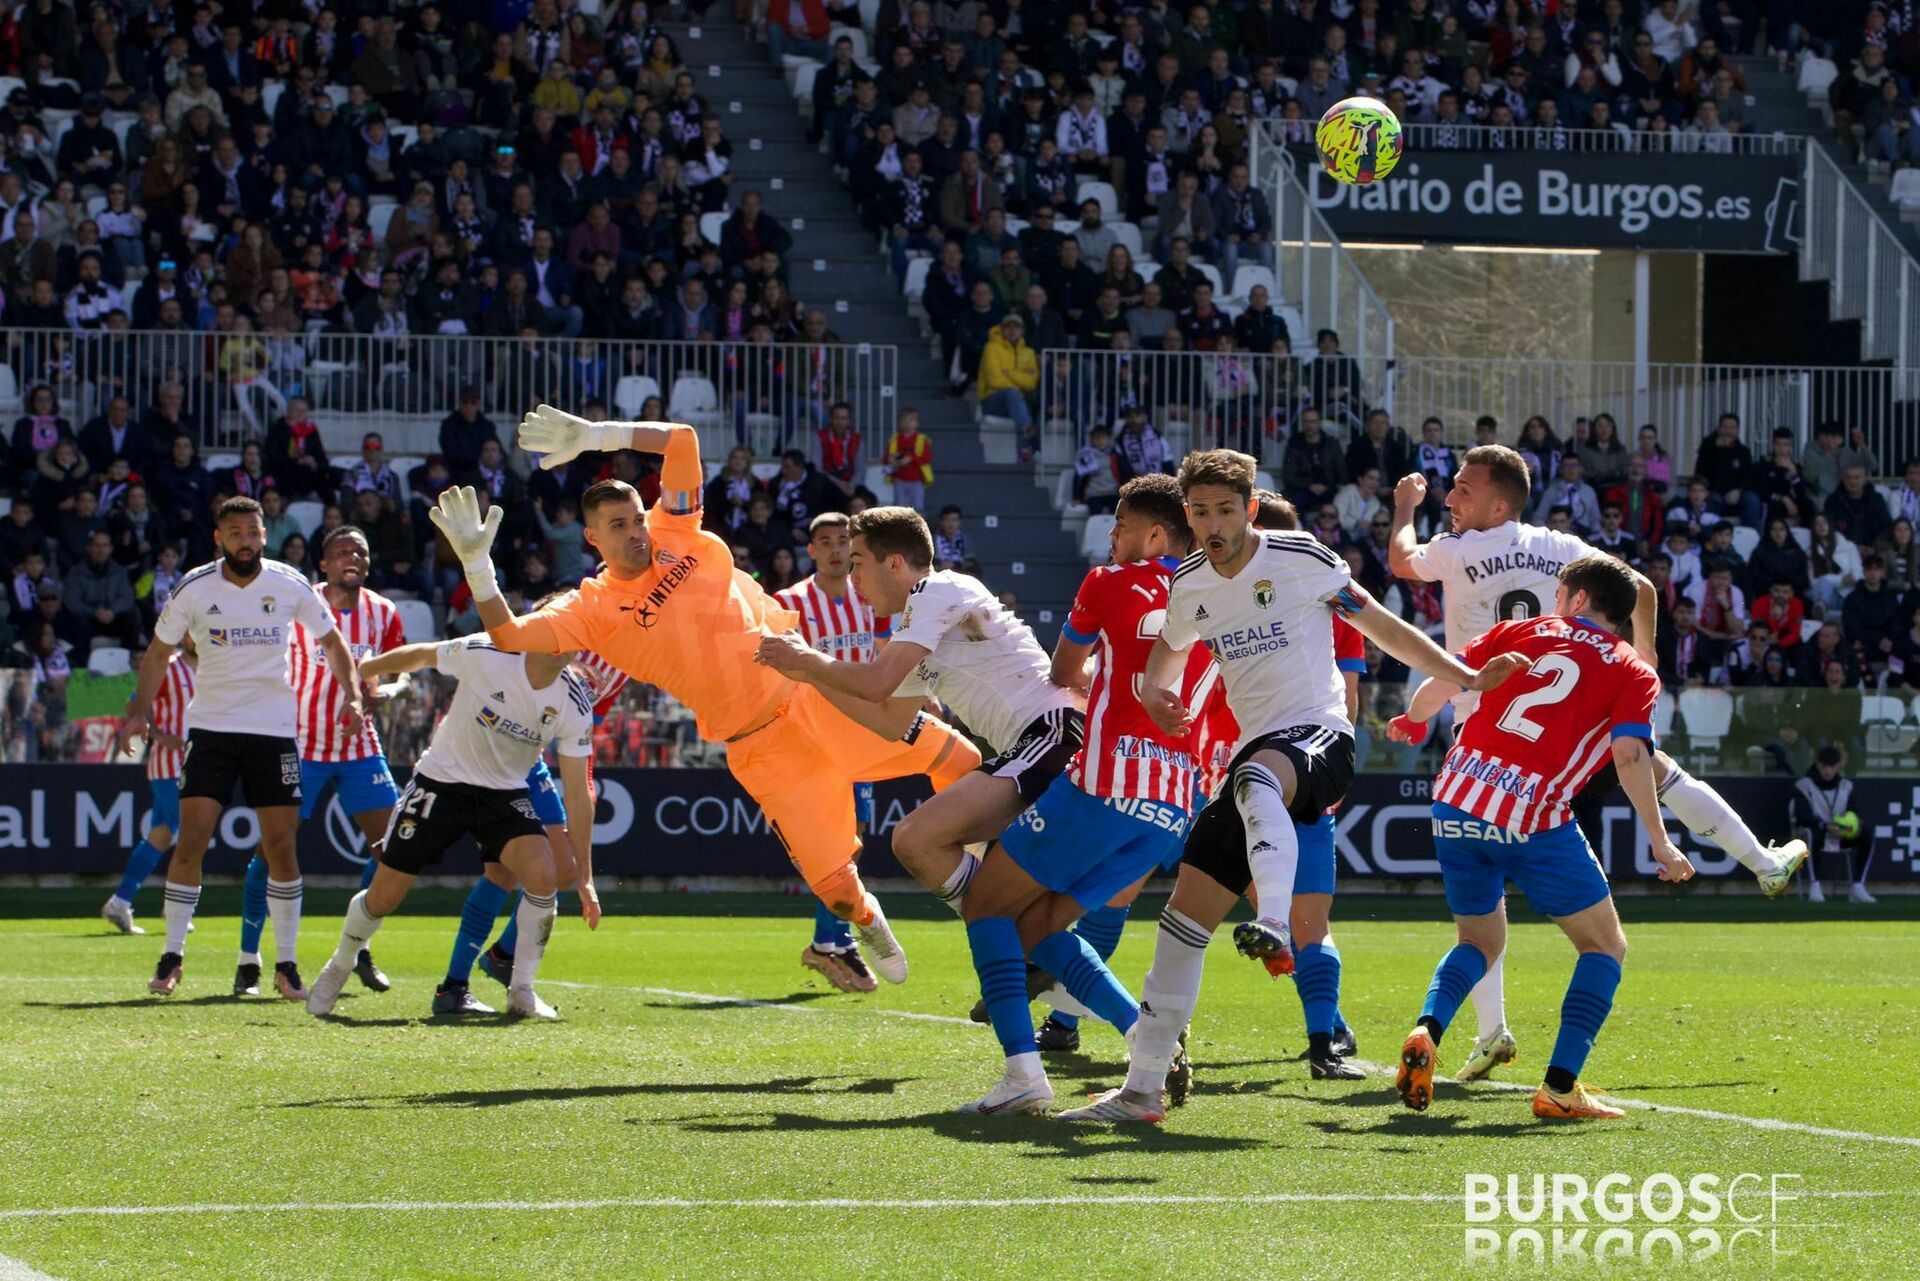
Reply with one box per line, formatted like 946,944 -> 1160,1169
1495,653 -> 1580,743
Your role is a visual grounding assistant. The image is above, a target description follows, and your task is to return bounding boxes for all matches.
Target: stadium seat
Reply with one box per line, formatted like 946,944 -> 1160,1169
0,497 -> 10,518
263,80 -> 283,120
862,463 -> 895,504
1729,525 -> 1760,560
1052,468 -> 1075,511
1080,513 -> 1116,561
286,500 -> 325,536
1194,262 -> 1225,297
1862,694 -> 1907,725
1891,171 -> 1920,211
86,194 -> 108,218
1078,181 -> 1120,220
1228,264 -> 1278,305
1255,468 -> 1278,493
88,646 -> 132,676
1790,526 -> 1812,553
668,375 -> 724,432
858,0 -> 881,29
1677,688 -> 1733,761
614,374 -> 662,417
827,26 -> 868,61
323,83 -> 348,108
699,211 -> 728,245
791,62 -> 820,108
902,256 -> 932,308
0,363 -> 19,415
1911,694 -> 1920,727
1800,618 -> 1821,642
1797,57 -> 1838,100
204,452 -> 241,472
394,598 -> 436,643
369,202 -> 398,242
1109,220 -> 1143,257
1652,689 -> 1676,739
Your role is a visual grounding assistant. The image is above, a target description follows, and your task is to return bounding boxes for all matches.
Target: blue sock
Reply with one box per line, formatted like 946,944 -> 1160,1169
1549,952 -> 1623,1082
114,839 -> 168,904
812,900 -> 854,951
491,891 -> 524,955
1419,942 -> 1490,1040
358,856 -> 379,890
1031,928 -> 1139,1034
1050,904 -> 1130,1031
238,856 -> 270,957
966,916 -> 1038,1059
447,879 -> 511,984
1292,941 -> 1342,1037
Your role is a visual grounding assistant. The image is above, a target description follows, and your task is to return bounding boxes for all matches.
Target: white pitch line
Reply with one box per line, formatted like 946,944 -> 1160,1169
0,1251 -> 58,1280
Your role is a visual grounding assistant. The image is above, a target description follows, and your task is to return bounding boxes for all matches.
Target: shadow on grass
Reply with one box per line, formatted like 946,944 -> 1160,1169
1300,1111 -> 1574,1141
638,992 -> 833,1013
285,1075 -> 920,1110
24,995 -> 249,1009
665,1108 -> 1279,1157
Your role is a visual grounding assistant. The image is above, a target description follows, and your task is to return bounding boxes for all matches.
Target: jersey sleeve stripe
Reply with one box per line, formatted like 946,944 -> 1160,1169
1267,534 -> 1340,567
1611,721 -> 1654,740
1061,621 -> 1098,645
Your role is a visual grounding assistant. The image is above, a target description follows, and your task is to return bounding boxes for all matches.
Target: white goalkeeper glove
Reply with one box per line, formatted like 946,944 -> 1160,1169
519,403 -> 630,470
429,484 -> 503,602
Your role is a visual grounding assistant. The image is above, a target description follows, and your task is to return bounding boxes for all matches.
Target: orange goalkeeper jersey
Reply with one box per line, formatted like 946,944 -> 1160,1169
535,430 -> 804,742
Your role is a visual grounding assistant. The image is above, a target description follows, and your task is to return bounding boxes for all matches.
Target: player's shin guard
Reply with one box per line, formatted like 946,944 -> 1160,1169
328,890 -> 383,968
162,881 -> 200,955
1548,952 -> 1623,1088
448,879 -> 511,982
1470,950 -> 1508,1038
508,890 -> 558,991
966,917 -> 1041,1073
114,839 -> 169,906
1031,929 -> 1138,1034
238,856 -> 269,963
266,877 -> 302,965
1292,941 -> 1342,1037
812,901 -> 855,951
1122,907 -> 1211,1097
1420,943 -> 1490,1042
1658,767 -> 1770,873
1051,903 -> 1129,1030
1235,762 -> 1299,928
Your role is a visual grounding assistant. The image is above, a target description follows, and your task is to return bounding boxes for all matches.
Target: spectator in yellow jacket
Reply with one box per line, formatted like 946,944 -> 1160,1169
978,312 -> 1040,460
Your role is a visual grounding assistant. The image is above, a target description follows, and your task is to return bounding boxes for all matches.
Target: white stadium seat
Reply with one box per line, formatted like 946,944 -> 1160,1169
394,598 -> 437,643
1076,181 -> 1119,220
614,375 -> 662,418
1729,525 -> 1760,560
1080,513 -> 1116,562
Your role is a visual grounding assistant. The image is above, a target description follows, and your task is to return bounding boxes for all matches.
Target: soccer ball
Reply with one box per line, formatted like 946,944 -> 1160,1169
1834,811 -> 1861,839
1315,97 -> 1405,186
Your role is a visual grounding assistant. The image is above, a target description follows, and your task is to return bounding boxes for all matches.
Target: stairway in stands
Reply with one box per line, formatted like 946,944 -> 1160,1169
671,19 -> 1091,629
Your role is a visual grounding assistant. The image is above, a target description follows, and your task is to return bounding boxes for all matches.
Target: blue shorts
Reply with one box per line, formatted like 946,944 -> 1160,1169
299,756 -> 400,821
999,774 -> 1189,912
148,777 -> 180,832
527,760 -> 567,826
1431,802 -> 1610,920
855,781 -> 875,827
1294,813 -> 1337,896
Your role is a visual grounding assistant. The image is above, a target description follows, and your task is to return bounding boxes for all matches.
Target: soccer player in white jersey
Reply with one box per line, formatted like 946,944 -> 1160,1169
116,497 -> 365,998
306,634 -> 598,1019
775,511 -> 886,993
102,648 -> 196,934
1059,449 -> 1529,1124
756,505 -> 1083,918
233,527 -> 405,997
1386,445 -> 1807,1082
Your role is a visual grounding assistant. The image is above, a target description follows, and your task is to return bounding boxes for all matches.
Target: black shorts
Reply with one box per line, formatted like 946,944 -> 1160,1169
378,773 -> 547,876
1179,726 -> 1355,896
976,708 -> 1085,805
179,730 -> 303,808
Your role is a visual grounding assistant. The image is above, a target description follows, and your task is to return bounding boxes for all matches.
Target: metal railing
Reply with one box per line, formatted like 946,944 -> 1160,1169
0,329 -> 897,461
1251,121 -> 1395,397
1800,143 -> 1920,373
1034,349 -> 1920,480
1387,121 -> 1802,156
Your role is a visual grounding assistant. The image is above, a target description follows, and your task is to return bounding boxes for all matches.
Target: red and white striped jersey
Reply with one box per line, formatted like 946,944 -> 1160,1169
291,585 -> 404,762
1433,615 -> 1660,834
774,575 -> 883,664
1061,557 -> 1208,806
573,649 -> 631,717
148,654 -> 196,781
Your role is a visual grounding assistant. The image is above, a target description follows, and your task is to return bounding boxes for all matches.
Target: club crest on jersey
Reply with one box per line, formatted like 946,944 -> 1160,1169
260,595 -> 277,615
512,798 -> 539,820
655,548 -> 681,567
1253,580 -> 1274,609
540,706 -> 557,727
397,819 -> 417,841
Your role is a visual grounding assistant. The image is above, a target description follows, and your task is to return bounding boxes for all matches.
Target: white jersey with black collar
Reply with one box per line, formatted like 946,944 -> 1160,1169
152,557 -> 334,737
414,637 -> 594,793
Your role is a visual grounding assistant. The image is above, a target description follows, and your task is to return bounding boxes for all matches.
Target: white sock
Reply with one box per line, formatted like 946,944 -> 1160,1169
1470,950 -> 1507,1043
1236,762 -> 1298,927
330,891 -> 384,968
1659,767 -> 1771,872
162,881 -> 200,954
237,950 -> 262,967
108,894 -> 132,912
509,890 -> 558,990
1006,1050 -> 1044,1082
266,877 -> 302,965
935,851 -> 980,917
1122,907 -> 1211,1098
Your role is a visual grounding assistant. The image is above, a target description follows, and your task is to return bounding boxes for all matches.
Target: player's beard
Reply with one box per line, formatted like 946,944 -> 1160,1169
226,548 -> 262,579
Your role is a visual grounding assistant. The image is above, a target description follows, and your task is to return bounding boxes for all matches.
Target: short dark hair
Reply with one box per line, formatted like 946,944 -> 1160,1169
1177,448 -> 1257,500
1816,744 -> 1843,767
321,525 -> 369,555
216,496 -> 263,524
1117,474 -> 1191,549
581,478 -> 640,519
808,511 -> 851,540
1560,555 -> 1638,628
1250,488 -> 1298,530
850,506 -> 934,570
1461,443 -> 1532,511
939,504 -> 963,518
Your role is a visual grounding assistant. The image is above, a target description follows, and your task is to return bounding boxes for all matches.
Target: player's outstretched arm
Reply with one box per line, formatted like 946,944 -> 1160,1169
1385,674 -> 1457,743
556,752 -> 599,929
1627,566 -> 1658,665
1344,587 -> 1529,692
359,641 -> 445,681
1049,632 -> 1096,694
430,485 -> 567,654
1613,734 -> 1695,883
518,403 -> 697,472
115,636 -> 178,754
1386,473 -> 1428,580
755,630 -> 928,704
318,627 -> 367,738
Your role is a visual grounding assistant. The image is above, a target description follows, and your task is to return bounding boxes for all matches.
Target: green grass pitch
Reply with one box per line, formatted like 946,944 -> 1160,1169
2,889 -> 1916,1278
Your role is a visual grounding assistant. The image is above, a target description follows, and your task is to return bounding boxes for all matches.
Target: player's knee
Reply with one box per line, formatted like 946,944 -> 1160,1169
484,863 -> 517,890
810,863 -> 868,920
148,825 -> 174,850
1290,899 -> 1331,946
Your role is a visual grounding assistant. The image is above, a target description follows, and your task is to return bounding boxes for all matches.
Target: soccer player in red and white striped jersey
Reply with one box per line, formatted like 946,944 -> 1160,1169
237,527 -> 406,997
103,650 -> 197,935
774,511 -> 887,993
